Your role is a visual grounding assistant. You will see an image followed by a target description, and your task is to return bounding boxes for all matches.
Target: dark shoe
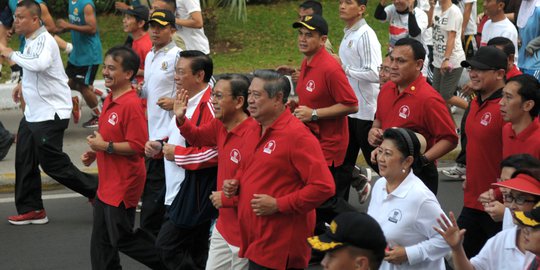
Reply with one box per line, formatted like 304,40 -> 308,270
82,115 -> 99,129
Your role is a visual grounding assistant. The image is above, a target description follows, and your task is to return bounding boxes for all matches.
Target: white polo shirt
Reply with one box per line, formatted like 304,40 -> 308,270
470,227 -> 527,270
142,41 -> 181,140
367,171 -> 450,270
339,19 -> 381,121
10,26 -> 72,122
175,0 -> 210,54
502,207 -> 517,231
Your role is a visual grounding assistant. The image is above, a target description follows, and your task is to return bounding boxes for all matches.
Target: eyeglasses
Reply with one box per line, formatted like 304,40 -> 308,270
378,66 -> 391,73
503,194 -> 537,205
211,92 -> 232,101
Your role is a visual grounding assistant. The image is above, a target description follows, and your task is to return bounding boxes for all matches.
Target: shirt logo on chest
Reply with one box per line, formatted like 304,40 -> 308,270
306,80 -> 315,92
347,40 -> 353,48
263,140 -> 276,154
161,61 -> 168,71
108,112 -> 118,126
480,112 -> 492,126
230,149 -> 241,164
398,105 -> 410,119
387,209 -> 402,223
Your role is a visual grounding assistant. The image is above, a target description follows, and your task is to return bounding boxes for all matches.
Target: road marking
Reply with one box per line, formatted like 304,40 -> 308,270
0,193 -> 82,204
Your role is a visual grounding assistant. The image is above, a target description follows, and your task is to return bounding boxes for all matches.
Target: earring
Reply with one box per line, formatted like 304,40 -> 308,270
402,168 -> 406,173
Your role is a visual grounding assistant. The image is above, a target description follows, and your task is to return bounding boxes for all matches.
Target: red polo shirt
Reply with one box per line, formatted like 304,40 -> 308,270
296,48 -> 358,167
465,90 -> 504,211
506,65 -> 522,80
96,89 -> 148,208
179,117 -> 257,247
132,32 -> 152,84
236,109 -> 335,269
502,120 -> 540,159
375,74 -> 458,150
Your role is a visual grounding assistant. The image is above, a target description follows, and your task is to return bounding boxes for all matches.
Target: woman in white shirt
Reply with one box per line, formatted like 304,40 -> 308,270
368,128 -> 449,269
428,0 -> 468,110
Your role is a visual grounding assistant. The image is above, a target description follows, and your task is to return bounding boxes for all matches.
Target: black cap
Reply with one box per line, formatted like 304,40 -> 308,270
292,14 -> 328,35
307,212 -> 386,255
461,46 -> 507,71
123,5 -> 149,22
148,9 -> 176,26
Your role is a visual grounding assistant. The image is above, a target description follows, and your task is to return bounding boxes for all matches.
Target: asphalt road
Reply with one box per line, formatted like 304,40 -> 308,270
0,173 -> 464,270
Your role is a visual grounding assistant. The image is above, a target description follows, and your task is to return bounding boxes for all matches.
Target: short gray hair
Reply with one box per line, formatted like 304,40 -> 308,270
252,69 -> 290,103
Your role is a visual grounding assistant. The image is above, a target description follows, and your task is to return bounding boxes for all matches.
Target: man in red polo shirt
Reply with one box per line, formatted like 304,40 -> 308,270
172,74 -> 254,269
291,14 -> 358,231
223,70 -> 335,269
500,74 -> 540,159
81,46 -> 163,269
457,46 -> 507,258
368,38 -> 458,194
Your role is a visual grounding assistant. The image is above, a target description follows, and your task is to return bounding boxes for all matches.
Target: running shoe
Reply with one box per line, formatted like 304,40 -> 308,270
82,115 -> 99,129
442,164 -> 466,179
351,165 -> 372,204
8,209 -> 49,225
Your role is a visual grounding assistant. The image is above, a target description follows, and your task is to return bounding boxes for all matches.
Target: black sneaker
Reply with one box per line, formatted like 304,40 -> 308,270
0,134 -> 14,161
82,115 -> 99,129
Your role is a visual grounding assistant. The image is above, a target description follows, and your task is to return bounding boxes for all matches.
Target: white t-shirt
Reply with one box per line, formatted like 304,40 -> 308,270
383,5 -> 429,49
432,4 -> 466,68
339,19 -> 381,121
367,171 -> 450,270
458,0 -> 478,36
470,227 -> 527,270
175,0 -> 210,54
417,0 -> 433,45
480,18 -> 519,64
142,42 -> 181,140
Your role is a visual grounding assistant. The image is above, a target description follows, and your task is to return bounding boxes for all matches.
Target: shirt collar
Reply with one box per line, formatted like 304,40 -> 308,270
107,88 -> 137,105
476,88 -> 503,106
230,117 -> 257,136
188,84 -> 210,109
152,41 -> 176,54
305,46 -> 328,68
344,18 -> 366,33
386,170 -> 416,199
509,118 -> 540,140
390,74 -> 426,97
264,108 -> 295,132
27,26 -> 47,40
503,227 -> 519,250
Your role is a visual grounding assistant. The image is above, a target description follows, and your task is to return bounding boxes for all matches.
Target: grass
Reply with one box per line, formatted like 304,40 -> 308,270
3,0 -> 483,78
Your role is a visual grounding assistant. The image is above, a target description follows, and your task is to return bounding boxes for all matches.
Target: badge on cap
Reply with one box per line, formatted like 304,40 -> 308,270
330,220 -> 338,234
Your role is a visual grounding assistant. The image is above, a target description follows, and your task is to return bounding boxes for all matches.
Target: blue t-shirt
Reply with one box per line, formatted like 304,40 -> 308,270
518,7 -> 540,70
68,0 -> 103,66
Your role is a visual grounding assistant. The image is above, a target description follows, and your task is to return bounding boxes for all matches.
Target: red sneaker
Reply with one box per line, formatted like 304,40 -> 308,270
8,209 -> 49,225
82,115 -> 99,129
72,96 -> 81,124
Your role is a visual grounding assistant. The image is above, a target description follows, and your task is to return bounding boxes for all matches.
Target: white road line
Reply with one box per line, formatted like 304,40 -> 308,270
0,193 -> 82,204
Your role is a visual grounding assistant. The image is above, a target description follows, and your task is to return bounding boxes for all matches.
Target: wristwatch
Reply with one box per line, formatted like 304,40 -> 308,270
106,141 -> 114,154
311,109 -> 319,122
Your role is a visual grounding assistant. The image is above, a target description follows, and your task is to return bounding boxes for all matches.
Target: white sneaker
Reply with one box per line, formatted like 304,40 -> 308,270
442,164 -> 466,179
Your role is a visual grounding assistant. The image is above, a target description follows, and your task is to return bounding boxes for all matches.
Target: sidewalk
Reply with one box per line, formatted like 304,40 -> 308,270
0,80 -> 462,192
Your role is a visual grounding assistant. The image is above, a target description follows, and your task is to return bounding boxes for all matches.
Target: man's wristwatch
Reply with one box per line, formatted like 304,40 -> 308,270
106,141 -> 114,154
311,109 -> 319,122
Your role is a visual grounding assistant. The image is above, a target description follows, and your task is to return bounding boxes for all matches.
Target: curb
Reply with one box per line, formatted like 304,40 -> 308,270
0,168 -> 98,193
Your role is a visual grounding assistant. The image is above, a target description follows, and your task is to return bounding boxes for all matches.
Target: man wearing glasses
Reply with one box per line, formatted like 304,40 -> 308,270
457,46 -> 508,258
